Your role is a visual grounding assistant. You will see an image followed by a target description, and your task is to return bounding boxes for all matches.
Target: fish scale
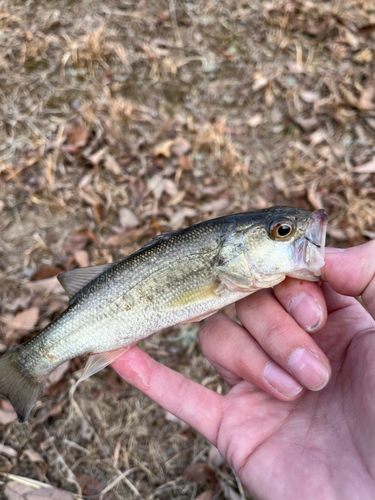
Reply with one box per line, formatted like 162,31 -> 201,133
0,206 -> 328,422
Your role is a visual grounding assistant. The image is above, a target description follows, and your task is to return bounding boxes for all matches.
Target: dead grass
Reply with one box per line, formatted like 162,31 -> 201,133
0,0 -> 375,498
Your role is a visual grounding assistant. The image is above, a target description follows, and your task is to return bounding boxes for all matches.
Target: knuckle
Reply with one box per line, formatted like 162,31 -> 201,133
263,321 -> 293,350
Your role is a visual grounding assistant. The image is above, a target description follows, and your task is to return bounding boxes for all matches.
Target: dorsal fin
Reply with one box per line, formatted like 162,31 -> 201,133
135,229 -> 184,254
57,263 -> 114,299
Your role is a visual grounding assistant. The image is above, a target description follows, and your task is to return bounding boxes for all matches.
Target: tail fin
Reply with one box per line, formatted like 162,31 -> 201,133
0,348 -> 47,423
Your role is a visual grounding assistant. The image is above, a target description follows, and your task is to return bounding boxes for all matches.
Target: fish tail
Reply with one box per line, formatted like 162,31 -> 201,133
0,347 -> 47,423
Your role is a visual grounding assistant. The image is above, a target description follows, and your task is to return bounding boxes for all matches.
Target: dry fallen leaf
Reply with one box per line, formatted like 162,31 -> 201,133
31,266 -> 64,281
74,250 -> 90,268
76,473 -> 104,496
200,199 -> 230,212
183,463 -> 217,487
353,48 -> 372,64
252,72 -> 268,91
293,115 -> 319,132
119,208 -> 140,228
300,90 -> 319,103
352,156 -> 375,173
0,444 -> 17,458
154,139 -> 175,157
8,307 -> 39,331
104,153 -> 122,175
68,124 -> 88,148
21,450 -> 45,464
247,113 -> 262,127
64,228 -> 96,254
0,408 -> 17,425
171,136 -> 191,156
179,155 -> 193,170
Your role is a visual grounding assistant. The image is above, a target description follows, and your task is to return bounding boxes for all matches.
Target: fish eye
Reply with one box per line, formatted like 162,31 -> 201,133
269,220 -> 294,240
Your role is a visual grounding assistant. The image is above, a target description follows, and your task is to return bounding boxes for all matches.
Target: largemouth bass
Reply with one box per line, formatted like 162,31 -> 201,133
0,206 -> 328,422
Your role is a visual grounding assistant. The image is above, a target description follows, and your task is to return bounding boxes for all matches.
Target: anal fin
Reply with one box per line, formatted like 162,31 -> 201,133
77,347 -> 129,385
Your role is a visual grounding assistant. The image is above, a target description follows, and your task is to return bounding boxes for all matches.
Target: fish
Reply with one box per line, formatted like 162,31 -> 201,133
0,206 -> 328,423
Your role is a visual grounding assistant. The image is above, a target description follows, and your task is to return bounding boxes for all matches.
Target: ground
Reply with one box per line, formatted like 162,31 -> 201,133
0,0 -> 375,499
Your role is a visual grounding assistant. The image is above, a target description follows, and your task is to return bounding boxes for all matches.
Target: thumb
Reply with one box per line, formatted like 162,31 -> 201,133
324,241 -> 375,318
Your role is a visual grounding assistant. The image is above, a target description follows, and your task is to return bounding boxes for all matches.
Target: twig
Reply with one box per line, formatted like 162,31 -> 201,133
169,0 -> 183,49
98,468 -> 142,500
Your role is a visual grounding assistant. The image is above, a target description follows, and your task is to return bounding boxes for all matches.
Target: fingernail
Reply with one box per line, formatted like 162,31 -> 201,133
288,293 -> 322,333
264,361 -> 303,397
288,349 -> 329,391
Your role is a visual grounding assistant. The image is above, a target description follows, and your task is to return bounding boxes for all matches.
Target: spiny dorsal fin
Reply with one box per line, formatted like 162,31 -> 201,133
135,229 -> 184,254
57,263 -> 114,299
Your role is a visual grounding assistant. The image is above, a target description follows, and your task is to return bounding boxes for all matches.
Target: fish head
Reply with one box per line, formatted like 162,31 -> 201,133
242,207 -> 328,282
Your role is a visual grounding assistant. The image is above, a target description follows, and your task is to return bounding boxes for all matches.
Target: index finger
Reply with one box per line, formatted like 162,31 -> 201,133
111,346 -> 222,444
324,241 -> 375,317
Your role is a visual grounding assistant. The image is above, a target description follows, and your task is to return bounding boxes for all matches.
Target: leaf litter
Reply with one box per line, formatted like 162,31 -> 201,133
0,0 -> 375,498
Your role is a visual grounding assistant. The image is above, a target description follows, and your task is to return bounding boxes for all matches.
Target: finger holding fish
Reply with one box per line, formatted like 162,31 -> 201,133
199,280 -> 329,398
236,288 -> 330,391
199,314 -> 305,400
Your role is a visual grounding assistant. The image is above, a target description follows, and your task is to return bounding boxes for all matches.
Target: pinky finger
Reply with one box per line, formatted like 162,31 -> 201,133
111,346 -> 222,444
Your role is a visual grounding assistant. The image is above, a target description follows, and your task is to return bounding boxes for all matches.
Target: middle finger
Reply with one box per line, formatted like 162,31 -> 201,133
236,288 -> 331,391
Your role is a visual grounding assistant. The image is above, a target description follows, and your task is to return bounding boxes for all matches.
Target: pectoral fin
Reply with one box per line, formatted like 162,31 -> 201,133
77,347 -> 129,385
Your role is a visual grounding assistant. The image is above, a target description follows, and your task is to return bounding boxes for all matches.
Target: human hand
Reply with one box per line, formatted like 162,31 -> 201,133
112,241 -> 375,499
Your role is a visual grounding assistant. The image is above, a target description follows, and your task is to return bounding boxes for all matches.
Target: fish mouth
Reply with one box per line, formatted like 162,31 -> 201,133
290,209 -> 328,280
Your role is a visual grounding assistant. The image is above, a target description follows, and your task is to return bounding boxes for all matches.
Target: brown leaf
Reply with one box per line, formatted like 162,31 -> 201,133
179,155 -> 193,170
74,250 -> 89,268
352,156 -> 375,173
8,307 -> 39,331
200,199 -> 230,213
119,208 -> 140,229
0,444 -> 17,458
353,48 -> 372,64
171,136 -> 191,156
154,139 -> 175,157
21,450 -> 45,463
31,266 -> 64,281
64,228 -> 96,254
76,474 -> 104,496
104,153 -> 122,175
68,124 -> 88,148
106,228 -> 139,247
359,85 -> 375,110
183,463 -> 217,487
